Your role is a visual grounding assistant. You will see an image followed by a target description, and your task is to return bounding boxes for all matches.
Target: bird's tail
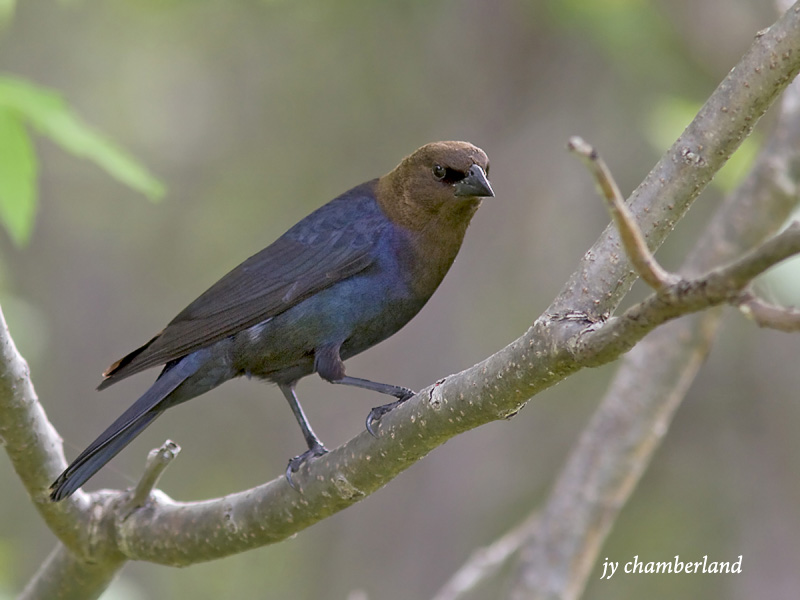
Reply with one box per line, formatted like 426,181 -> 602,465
49,409 -> 162,501
49,355 -> 202,501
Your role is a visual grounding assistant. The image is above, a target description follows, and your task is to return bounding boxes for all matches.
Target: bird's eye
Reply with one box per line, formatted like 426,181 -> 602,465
432,165 -> 446,181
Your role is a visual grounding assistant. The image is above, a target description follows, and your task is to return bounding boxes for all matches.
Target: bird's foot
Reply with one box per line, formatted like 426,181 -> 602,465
285,442 -> 328,490
365,388 -> 415,437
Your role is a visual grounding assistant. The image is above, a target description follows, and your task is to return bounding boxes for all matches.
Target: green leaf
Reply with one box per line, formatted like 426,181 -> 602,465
0,0 -> 15,25
0,75 -> 165,201
0,109 -> 37,246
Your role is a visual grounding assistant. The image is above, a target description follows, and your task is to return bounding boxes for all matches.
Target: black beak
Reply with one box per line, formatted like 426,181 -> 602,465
454,164 -> 494,198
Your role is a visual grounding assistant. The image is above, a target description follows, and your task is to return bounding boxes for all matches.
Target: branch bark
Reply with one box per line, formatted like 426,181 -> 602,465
509,44 -> 800,600
739,292 -> 800,331
3,3 -> 800,598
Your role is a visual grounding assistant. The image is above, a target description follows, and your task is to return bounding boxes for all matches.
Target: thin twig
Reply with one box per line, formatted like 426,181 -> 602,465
738,292 -> 800,332
432,514 -> 539,600
567,136 -> 678,290
126,441 -> 181,511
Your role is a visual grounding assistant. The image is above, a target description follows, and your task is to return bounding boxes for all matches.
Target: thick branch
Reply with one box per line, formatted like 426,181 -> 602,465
510,29 -> 800,600
19,544 -> 124,600
0,306 -> 97,551
550,3 -> 800,319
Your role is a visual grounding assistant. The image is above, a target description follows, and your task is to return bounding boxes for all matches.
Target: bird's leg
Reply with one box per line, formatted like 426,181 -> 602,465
315,345 -> 415,436
332,375 -> 415,437
279,383 -> 328,488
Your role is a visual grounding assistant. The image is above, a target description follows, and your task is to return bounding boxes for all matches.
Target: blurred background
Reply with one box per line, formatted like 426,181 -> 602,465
1,0 -> 798,598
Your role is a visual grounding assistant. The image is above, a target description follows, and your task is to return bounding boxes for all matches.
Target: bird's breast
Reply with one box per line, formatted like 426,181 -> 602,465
390,213 -> 473,300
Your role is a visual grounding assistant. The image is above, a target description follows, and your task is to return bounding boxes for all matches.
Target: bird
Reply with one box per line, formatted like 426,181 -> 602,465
49,141 -> 494,501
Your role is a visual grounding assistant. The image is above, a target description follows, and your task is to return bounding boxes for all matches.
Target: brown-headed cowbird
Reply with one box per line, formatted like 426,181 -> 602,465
49,141 -> 493,501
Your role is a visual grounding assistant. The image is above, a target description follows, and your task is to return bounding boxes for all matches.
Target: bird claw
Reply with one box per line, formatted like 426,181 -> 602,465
285,443 -> 328,490
365,389 -> 415,437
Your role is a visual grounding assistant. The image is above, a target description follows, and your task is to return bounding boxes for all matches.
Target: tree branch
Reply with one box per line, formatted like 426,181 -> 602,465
19,544 -> 124,600
567,136 -> 677,290
739,292 -> 800,331
509,27 -> 800,600
549,2 -> 800,319
432,514 -> 540,600
125,440 -> 181,511
571,221 -> 800,364
0,305 -> 97,550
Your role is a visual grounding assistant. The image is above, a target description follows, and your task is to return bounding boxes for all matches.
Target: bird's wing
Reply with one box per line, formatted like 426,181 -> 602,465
100,190 -> 385,386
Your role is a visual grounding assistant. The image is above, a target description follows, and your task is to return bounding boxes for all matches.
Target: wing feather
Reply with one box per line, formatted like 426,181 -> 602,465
101,184 -> 385,386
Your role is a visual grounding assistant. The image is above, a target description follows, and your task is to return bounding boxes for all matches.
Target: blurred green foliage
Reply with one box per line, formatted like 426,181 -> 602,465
0,538 -> 15,593
645,94 -> 759,192
0,76 -> 164,245
544,0 -> 686,79
0,106 -> 35,246
0,0 -> 13,26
